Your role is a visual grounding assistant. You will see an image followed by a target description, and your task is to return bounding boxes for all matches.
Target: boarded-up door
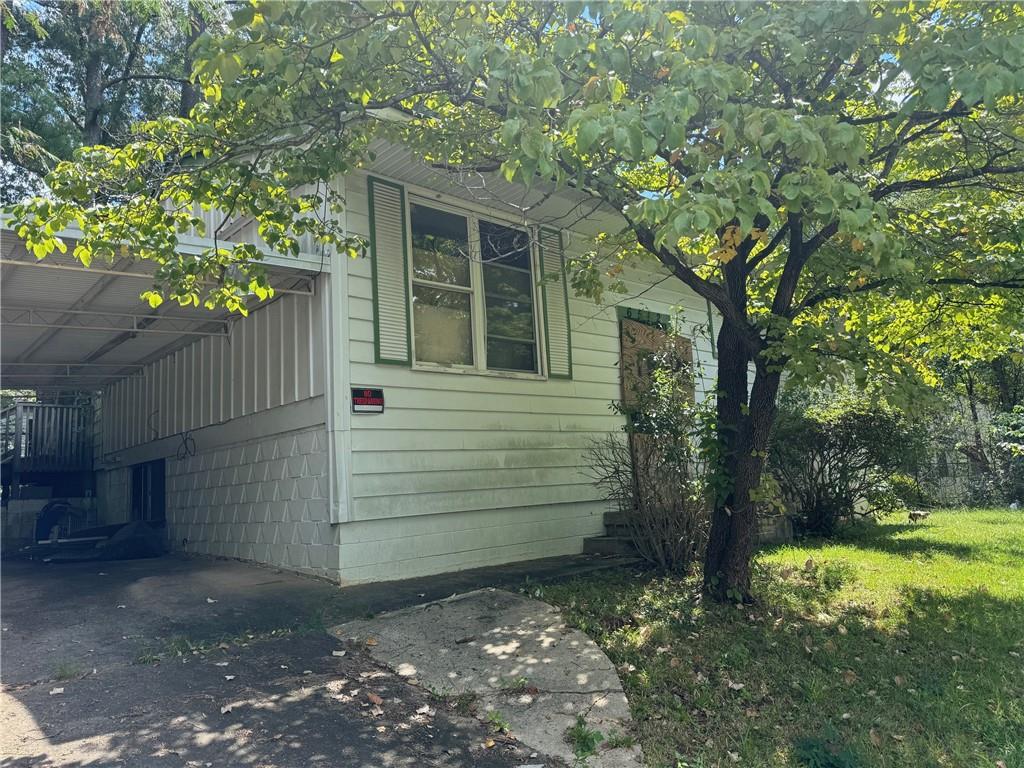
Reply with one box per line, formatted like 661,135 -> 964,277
619,317 -> 694,502
619,318 -> 693,409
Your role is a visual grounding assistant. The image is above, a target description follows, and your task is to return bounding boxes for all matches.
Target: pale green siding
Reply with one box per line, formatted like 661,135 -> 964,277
335,171 -> 719,582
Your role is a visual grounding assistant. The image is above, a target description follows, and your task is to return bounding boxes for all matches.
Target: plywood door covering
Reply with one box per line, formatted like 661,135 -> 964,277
618,317 -> 694,511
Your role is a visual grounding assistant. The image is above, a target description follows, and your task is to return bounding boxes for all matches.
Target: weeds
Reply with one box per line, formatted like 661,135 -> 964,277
51,662 -> 83,681
566,715 -> 604,762
498,675 -> 530,694
485,709 -> 511,734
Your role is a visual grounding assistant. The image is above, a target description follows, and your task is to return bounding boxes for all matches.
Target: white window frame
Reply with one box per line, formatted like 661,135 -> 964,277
405,194 -> 547,380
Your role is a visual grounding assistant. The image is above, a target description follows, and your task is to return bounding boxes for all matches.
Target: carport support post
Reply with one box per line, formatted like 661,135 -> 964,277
323,247 -> 353,526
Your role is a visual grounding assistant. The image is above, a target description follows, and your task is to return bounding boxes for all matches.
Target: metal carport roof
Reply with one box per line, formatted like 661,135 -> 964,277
0,227 -> 324,392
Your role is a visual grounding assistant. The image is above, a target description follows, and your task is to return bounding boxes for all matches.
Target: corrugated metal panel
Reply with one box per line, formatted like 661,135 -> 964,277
99,289 -> 325,455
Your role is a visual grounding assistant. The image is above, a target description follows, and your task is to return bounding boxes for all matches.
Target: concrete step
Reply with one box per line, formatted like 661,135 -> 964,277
603,510 -> 630,526
582,535 -> 638,556
602,511 -> 631,537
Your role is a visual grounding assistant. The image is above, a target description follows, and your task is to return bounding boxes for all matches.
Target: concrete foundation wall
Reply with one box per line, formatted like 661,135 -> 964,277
165,421 -> 338,580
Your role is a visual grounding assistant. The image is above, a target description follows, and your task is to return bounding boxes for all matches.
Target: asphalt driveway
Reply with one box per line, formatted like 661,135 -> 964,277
1,555 -> 556,767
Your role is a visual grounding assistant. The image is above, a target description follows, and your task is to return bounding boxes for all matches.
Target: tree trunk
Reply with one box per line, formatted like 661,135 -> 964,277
179,1 -> 205,118
704,323 -> 782,602
81,9 -> 105,146
962,370 -> 991,473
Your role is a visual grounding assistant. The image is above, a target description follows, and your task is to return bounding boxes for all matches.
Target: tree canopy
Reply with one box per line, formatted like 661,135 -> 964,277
8,0 -> 1024,598
0,0 -> 219,203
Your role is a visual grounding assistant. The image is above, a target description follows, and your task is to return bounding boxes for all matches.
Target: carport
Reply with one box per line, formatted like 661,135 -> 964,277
1,225 -> 321,392
1,221 -> 337,567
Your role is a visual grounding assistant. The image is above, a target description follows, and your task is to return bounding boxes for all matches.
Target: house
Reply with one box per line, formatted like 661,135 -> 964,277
1,144 -> 719,582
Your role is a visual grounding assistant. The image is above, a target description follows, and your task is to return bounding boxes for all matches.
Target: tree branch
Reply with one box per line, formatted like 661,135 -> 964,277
624,214 -> 765,353
795,274 -> 1024,315
770,214 -> 806,316
873,163 -> 1024,200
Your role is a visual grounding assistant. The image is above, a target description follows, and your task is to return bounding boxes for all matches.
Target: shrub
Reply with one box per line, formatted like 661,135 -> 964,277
885,472 -> 930,508
886,472 -> 929,507
588,335 -> 713,573
770,388 -> 925,535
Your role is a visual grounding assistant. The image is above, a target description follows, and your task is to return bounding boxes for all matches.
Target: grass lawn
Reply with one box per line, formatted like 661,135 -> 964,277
534,508 -> 1024,768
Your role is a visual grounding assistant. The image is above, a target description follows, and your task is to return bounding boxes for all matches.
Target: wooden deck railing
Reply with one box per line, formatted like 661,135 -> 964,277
0,403 -> 92,472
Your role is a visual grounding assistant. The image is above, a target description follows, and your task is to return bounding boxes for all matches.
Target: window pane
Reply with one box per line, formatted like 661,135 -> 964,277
487,337 -> 537,372
479,220 -> 531,270
483,263 -> 533,301
486,296 -> 535,342
412,285 -> 473,365
411,204 -> 470,286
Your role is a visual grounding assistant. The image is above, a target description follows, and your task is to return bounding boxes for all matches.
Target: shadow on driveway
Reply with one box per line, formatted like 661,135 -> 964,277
1,555 -> 574,767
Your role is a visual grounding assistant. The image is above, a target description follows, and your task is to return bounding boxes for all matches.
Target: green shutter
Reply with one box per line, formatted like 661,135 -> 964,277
368,176 -> 411,365
539,227 -> 573,379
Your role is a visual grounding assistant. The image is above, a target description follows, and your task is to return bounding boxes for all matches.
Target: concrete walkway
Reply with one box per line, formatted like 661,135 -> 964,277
333,589 -> 642,768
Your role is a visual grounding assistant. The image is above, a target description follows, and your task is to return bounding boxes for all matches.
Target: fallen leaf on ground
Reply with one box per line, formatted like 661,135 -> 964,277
484,738 -> 495,749
727,681 -> 745,691
365,638 -> 378,647
416,704 -> 435,716
369,705 -> 384,716
727,751 -> 741,763
869,729 -> 882,747
894,675 -> 906,687
842,670 -> 858,685
367,692 -> 383,706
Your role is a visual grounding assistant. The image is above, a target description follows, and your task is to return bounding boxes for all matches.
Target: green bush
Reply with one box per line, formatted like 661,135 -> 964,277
588,333 -> 715,573
886,473 -> 929,506
770,388 -> 925,535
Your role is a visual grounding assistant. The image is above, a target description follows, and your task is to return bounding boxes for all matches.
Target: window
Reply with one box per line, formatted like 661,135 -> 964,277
480,221 -> 538,372
408,202 -> 540,374
410,204 -> 474,366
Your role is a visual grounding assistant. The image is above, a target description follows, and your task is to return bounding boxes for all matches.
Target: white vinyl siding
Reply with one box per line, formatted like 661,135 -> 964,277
339,171 -> 718,582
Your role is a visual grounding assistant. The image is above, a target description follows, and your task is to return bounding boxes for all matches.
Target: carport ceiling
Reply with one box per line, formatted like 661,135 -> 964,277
1,233 -> 319,391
